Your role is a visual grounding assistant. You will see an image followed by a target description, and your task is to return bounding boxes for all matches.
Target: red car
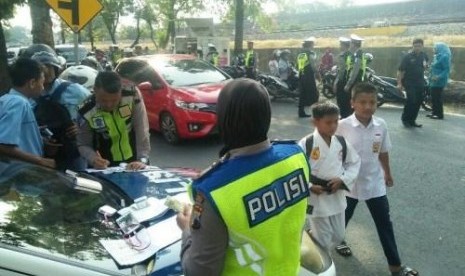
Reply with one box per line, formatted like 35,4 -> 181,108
116,55 -> 231,144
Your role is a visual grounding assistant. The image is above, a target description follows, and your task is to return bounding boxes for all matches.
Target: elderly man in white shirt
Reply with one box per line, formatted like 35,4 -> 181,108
298,102 -> 361,252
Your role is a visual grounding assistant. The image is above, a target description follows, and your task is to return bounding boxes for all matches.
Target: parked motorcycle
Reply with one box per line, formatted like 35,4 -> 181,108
365,67 -> 407,107
320,65 -> 337,99
258,67 -> 300,100
220,65 -> 246,79
374,73 -> 432,111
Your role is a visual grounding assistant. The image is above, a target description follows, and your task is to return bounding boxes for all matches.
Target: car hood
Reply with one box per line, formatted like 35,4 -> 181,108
174,81 -> 229,103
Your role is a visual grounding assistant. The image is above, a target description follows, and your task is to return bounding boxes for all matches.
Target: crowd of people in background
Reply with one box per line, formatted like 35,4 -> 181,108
0,34 -> 453,276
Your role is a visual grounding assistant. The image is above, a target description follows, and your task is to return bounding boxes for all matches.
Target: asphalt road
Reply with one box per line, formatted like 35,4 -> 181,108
149,100 -> 465,276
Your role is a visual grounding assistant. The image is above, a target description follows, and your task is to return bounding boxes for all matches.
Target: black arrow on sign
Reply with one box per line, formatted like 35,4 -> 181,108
58,0 -> 79,25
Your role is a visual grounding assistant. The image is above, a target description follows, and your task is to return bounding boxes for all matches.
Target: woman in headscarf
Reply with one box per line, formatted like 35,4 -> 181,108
177,78 -> 311,275
428,42 -> 451,120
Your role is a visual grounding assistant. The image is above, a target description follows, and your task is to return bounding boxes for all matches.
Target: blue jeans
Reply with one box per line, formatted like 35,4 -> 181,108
345,195 -> 401,266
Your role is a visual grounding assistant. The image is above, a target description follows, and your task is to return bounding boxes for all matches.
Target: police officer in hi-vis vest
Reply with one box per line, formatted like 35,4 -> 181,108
297,37 -> 320,118
244,41 -> 258,79
206,43 -> 219,66
344,35 -> 367,97
334,37 -> 353,118
176,78 -> 311,275
77,71 -> 150,170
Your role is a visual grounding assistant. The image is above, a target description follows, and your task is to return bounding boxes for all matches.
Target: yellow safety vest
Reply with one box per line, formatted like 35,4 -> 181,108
245,50 -> 255,67
297,52 -> 309,74
345,51 -> 367,81
193,143 -> 310,276
81,91 -> 135,164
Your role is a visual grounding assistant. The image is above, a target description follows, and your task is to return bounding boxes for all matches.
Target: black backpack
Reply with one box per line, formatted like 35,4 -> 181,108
305,134 -> 347,163
34,81 -> 79,163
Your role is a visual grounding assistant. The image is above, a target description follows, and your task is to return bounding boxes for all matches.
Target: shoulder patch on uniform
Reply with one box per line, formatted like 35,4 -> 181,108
78,96 -> 96,115
243,168 -> 309,227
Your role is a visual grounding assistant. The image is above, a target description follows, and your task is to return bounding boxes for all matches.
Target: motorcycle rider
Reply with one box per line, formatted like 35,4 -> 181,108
334,37 -> 353,118
297,37 -> 320,118
278,49 -> 291,81
244,41 -> 258,79
319,47 -> 334,76
30,47 -> 91,171
268,49 -> 281,77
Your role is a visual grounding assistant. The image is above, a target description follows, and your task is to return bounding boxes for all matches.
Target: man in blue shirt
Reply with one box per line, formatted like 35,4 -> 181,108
0,58 -> 55,168
31,50 -> 91,170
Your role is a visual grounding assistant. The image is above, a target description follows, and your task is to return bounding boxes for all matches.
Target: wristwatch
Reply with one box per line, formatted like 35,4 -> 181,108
140,157 -> 149,165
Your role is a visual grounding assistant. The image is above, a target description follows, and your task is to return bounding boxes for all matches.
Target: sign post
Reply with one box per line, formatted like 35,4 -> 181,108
45,0 -> 103,65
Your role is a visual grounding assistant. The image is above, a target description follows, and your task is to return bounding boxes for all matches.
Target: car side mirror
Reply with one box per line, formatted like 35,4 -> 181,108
138,81 -> 163,92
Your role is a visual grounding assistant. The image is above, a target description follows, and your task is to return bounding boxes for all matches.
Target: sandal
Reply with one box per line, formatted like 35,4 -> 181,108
335,241 -> 352,257
391,265 -> 419,276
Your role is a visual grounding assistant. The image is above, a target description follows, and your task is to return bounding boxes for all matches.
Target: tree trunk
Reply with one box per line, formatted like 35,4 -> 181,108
60,21 -> 66,44
147,22 -> 158,49
130,12 -> 141,48
29,0 -> 54,47
0,21 -> 11,95
87,21 -> 95,50
234,0 -> 244,55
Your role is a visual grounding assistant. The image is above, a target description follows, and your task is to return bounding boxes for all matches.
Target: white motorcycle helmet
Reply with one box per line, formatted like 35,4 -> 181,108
59,65 -> 98,92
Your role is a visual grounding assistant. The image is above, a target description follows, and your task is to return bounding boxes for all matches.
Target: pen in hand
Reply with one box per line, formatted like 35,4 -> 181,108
93,150 -> 110,169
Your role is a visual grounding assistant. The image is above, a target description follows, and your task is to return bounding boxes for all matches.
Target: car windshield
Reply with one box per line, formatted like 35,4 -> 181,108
149,58 -> 228,87
0,159 -> 131,274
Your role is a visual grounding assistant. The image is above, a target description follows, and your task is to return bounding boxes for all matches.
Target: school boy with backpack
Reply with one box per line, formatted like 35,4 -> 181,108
298,102 -> 360,253
31,50 -> 91,171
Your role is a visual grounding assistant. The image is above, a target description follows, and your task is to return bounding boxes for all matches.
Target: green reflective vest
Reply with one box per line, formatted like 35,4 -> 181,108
193,143 -> 310,275
297,52 -> 309,74
245,50 -> 255,67
81,92 -> 135,164
345,51 -> 367,81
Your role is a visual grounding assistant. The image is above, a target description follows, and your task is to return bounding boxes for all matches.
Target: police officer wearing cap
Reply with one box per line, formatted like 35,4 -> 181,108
244,41 -> 258,79
344,35 -> 367,104
297,37 -> 320,117
334,37 -> 353,118
177,78 -> 310,275
77,71 -> 150,170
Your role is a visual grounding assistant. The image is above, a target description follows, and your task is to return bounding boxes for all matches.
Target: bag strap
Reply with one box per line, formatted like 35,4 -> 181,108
335,135 -> 347,163
50,81 -> 72,102
305,134 -> 347,163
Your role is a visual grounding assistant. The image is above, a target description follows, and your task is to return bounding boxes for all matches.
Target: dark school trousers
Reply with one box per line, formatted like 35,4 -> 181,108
401,85 -> 424,123
345,195 -> 401,266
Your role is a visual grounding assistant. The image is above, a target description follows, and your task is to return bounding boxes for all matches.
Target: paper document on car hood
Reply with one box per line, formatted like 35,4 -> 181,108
100,216 -> 181,266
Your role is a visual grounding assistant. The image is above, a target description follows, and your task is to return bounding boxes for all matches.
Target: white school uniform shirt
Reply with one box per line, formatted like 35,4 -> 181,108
298,130 -> 361,217
336,114 -> 392,201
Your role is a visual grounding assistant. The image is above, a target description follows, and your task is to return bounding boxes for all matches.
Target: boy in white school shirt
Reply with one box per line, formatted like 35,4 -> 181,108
298,102 -> 360,252
336,82 -> 419,276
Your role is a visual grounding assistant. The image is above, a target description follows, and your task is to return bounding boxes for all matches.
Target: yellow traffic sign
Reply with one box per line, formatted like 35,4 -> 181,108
45,0 -> 103,32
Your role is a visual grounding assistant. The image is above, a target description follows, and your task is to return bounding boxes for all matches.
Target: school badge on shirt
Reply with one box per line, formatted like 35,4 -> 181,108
311,147 -> 320,160
372,133 -> 382,153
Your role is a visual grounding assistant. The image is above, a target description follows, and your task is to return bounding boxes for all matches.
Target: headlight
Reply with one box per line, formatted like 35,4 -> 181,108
175,100 -> 209,111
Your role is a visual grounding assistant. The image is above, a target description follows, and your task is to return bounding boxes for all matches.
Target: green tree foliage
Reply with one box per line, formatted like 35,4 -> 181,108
100,0 -> 134,44
146,0 -> 203,49
0,0 -> 26,94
